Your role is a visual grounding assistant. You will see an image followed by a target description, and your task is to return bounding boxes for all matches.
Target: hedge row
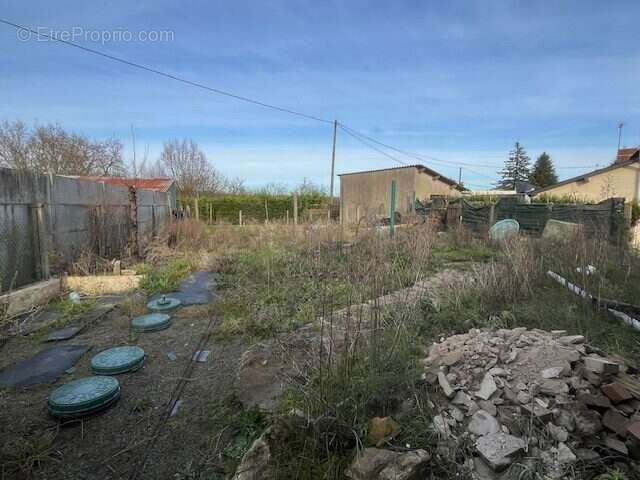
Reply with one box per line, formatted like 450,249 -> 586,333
178,193 -> 327,223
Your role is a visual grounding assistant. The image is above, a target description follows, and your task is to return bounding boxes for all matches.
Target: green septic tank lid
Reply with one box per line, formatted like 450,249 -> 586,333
147,295 -> 181,312
131,313 -> 171,332
48,376 -> 120,417
91,346 -> 145,375
488,219 -> 520,241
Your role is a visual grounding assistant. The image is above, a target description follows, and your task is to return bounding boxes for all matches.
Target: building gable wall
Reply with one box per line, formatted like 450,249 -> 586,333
533,163 -> 640,203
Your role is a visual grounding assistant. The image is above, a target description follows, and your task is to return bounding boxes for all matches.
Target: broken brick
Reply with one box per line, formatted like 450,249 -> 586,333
521,403 -> 553,423
628,421 -> 640,443
602,382 -> 633,404
581,368 -> 603,387
577,393 -> 612,409
584,356 -> 619,375
602,409 -> 630,437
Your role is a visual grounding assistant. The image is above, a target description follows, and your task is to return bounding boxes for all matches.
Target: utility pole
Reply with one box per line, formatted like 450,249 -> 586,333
618,122 -> 625,151
329,120 -> 337,200
458,167 -> 462,186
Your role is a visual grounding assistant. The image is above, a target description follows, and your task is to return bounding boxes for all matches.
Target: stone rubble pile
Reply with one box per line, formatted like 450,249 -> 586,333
424,327 -> 640,478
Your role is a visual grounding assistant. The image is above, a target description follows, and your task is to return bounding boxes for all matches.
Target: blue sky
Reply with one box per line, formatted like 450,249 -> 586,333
1,1 -> 639,190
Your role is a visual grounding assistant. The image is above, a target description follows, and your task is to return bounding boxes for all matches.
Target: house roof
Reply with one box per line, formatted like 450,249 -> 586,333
616,147 -> 640,164
532,158 -> 638,196
64,176 -> 175,192
338,164 -> 466,191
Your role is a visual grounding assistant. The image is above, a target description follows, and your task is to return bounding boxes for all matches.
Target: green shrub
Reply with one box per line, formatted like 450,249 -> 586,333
139,259 -> 194,294
179,193 -> 327,223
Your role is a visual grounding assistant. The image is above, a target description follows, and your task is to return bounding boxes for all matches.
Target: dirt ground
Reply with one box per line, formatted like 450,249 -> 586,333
1,298 -> 246,479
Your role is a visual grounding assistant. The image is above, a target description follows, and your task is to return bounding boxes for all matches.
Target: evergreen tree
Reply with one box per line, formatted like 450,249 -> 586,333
497,142 -> 531,189
529,152 -> 558,188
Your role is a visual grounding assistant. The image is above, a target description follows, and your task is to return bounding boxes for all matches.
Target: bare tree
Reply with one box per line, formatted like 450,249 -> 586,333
297,178 -> 327,195
0,120 -> 125,176
0,120 -> 33,170
159,138 -> 223,195
222,176 -> 247,194
255,182 -> 290,195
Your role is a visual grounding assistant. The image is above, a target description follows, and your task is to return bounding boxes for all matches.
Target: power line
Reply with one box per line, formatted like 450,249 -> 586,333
338,123 -> 501,169
0,19 -> 611,178
0,19 -> 333,125
338,125 -> 409,166
338,123 -> 500,183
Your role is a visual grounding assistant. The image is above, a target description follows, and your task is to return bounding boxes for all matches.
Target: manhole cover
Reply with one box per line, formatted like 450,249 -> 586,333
131,313 -> 172,332
48,376 -> 120,418
91,346 -> 145,375
147,295 -> 181,312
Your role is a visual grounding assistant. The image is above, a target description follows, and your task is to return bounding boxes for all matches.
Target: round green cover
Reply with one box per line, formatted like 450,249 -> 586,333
131,313 -> 171,332
48,376 -> 120,415
91,346 -> 145,375
147,296 -> 181,311
488,219 -> 520,241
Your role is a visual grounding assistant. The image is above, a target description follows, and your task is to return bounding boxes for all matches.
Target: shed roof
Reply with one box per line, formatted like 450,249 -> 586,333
532,158 -> 638,196
64,176 -> 175,192
616,147 -> 640,164
338,164 -> 466,191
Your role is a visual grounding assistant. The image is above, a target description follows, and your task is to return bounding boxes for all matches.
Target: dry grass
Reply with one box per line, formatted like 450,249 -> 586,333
1,428 -> 60,478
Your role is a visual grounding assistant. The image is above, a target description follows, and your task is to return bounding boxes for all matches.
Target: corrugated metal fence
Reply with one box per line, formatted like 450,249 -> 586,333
0,168 -> 172,292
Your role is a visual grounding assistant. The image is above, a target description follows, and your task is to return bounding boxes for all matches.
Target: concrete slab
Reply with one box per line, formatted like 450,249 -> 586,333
542,219 -> 583,242
0,278 -> 61,317
0,345 -> 90,387
46,325 -> 83,341
150,271 -> 217,306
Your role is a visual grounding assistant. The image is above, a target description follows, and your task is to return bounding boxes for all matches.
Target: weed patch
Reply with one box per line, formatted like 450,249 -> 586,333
0,429 -> 60,477
138,258 -> 194,294
205,395 -> 267,475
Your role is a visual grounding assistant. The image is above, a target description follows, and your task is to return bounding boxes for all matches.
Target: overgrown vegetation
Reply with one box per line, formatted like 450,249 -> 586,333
179,192 -> 327,224
127,218 -> 640,479
52,297 -> 97,319
137,258 -> 194,294
216,225 -> 435,338
214,222 -> 640,478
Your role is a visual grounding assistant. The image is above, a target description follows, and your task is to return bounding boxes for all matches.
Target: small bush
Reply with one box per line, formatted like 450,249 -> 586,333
139,258 -> 194,294
53,297 -> 97,318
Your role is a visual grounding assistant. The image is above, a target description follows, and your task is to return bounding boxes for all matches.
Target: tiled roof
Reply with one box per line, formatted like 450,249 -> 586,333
616,147 -> 640,163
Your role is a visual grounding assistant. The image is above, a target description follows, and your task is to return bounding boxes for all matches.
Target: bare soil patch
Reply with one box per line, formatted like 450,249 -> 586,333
1,301 -> 245,479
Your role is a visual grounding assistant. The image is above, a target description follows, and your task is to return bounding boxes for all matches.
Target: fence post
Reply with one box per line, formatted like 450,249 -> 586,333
47,173 -> 57,257
194,196 -> 200,221
34,204 -> 50,279
209,203 -> 213,225
98,182 -> 106,257
293,193 -> 298,225
489,204 -> 496,225
239,210 -> 243,226
286,210 -> 289,224
128,186 -> 139,258
264,199 -> 269,224
390,179 -> 397,238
